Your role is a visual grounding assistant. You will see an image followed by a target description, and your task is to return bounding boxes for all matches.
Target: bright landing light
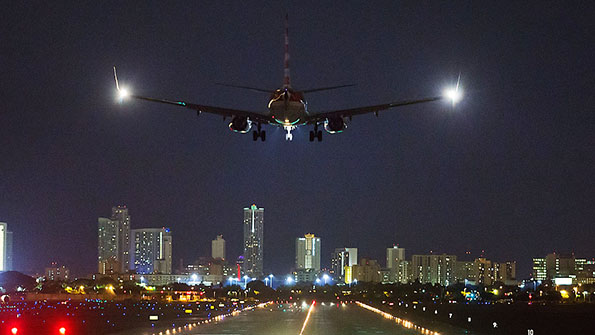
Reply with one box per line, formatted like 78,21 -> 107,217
118,88 -> 130,99
444,88 -> 462,104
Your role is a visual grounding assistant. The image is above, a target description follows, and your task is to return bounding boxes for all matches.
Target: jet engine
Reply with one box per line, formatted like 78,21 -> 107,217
228,116 -> 252,133
324,117 -> 346,133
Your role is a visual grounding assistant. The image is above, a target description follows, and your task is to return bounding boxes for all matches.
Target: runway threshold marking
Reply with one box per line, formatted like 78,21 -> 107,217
298,301 -> 316,335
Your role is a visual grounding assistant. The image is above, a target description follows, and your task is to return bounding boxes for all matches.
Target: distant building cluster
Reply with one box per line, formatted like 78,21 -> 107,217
97,206 -> 172,276
532,253 -> 595,285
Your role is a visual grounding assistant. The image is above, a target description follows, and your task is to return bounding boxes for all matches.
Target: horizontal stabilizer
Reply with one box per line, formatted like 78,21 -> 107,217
214,82 -> 273,93
302,84 -> 356,94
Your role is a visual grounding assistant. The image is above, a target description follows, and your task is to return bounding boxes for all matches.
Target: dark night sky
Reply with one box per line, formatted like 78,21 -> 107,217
1,1 -> 594,278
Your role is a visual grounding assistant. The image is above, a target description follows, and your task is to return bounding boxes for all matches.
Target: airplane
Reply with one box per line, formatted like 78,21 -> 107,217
114,16 -> 462,141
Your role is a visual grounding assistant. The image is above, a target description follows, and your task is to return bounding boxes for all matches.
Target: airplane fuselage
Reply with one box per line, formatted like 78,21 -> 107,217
267,88 -> 308,127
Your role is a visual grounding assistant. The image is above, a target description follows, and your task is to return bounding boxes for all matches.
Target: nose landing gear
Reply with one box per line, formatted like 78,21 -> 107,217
284,125 -> 295,141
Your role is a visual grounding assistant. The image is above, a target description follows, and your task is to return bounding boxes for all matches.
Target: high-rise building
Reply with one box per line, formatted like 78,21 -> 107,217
112,206 -> 131,271
411,254 -> 457,286
473,257 -> 495,285
212,235 -> 226,260
494,261 -> 517,285
243,204 -> 264,278
345,248 -> 358,266
386,246 -> 407,283
456,260 -> 475,282
331,248 -> 350,281
0,222 -> 7,271
532,258 -> 546,280
386,246 -> 406,269
98,217 -> 120,274
45,262 -> 70,281
296,234 -> 321,271
295,234 -> 321,282
97,206 -> 131,274
131,227 -> 172,274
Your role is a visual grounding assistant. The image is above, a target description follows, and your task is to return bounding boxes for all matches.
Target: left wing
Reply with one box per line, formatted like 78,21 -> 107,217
305,96 -> 443,124
130,94 -> 273,124
114,66 -> 272,124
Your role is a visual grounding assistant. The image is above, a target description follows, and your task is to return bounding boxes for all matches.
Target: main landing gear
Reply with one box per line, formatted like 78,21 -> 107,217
253,124 -> 266,141
309,125 -> 322,142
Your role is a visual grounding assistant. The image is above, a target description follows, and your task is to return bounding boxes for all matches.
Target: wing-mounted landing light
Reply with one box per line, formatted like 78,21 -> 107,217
113,66 -> 130,101
444,72 -> 463,106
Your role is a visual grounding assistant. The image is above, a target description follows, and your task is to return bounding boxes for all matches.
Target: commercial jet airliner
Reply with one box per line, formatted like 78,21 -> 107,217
114,16 -> 462,141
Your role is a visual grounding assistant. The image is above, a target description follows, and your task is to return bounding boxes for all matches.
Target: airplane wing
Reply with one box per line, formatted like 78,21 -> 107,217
305,96 -> 444,124
129,94 -> 273,124
114,67 -> 272,124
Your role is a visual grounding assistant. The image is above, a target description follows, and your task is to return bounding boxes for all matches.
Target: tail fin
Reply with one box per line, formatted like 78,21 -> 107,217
283,14 -> 291,88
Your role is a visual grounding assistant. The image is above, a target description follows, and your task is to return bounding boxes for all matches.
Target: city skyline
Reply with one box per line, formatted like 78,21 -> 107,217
4,202 -> 595,279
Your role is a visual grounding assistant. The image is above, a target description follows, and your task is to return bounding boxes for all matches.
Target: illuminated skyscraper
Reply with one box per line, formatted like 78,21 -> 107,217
386,246 -> 406,269
97,205 -> 131,274
212,235 -> 226,260
243,204 -> 264,278
331,247 -> 356,281
0,222 -> 7,271
111,206 -> 131,271
296,234 -> 321,271
386,246 -> 407,283
131,227 -> 172,274
98,217 -> 120,274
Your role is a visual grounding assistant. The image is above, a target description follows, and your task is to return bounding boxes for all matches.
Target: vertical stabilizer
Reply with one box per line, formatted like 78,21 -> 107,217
283,14 -> 291,88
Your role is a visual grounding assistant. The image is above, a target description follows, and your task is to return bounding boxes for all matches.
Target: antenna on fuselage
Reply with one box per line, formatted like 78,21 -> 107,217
283,14 -> 291,89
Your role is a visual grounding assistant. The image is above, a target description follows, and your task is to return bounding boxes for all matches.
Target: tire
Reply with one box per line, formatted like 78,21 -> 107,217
317,130 -> 323,142
253,131 -> 258,141
309,131 -> 315,142
261,130 -> 266,141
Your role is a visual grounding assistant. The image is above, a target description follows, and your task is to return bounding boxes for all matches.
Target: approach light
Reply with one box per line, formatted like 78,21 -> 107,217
11,327 -> 18,335
444,88 -> 462,104
59,327 -> 67,334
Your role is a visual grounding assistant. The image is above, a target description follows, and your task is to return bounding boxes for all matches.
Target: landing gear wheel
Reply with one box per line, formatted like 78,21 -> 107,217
260,130 -> 266,141
317,130 -> 323,142
253,131 -> 259,141
309,131 -> 315,142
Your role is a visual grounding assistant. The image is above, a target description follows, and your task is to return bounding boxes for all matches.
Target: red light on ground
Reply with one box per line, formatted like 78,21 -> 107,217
11,328 -> 18,335
59,327 -> 66,334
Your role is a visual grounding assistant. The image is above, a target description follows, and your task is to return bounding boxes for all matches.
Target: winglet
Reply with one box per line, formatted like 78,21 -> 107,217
113,66 -> 120,91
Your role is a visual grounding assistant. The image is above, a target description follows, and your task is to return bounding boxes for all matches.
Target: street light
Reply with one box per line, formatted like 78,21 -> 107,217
323,274 -> 330,285
269,274 -> 274,288
286,276 -> 294,285
243,275 -> 249,288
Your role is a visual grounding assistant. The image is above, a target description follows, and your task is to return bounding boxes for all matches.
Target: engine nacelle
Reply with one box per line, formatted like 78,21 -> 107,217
324,117 -> 347,133
228,116 -> 252,133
